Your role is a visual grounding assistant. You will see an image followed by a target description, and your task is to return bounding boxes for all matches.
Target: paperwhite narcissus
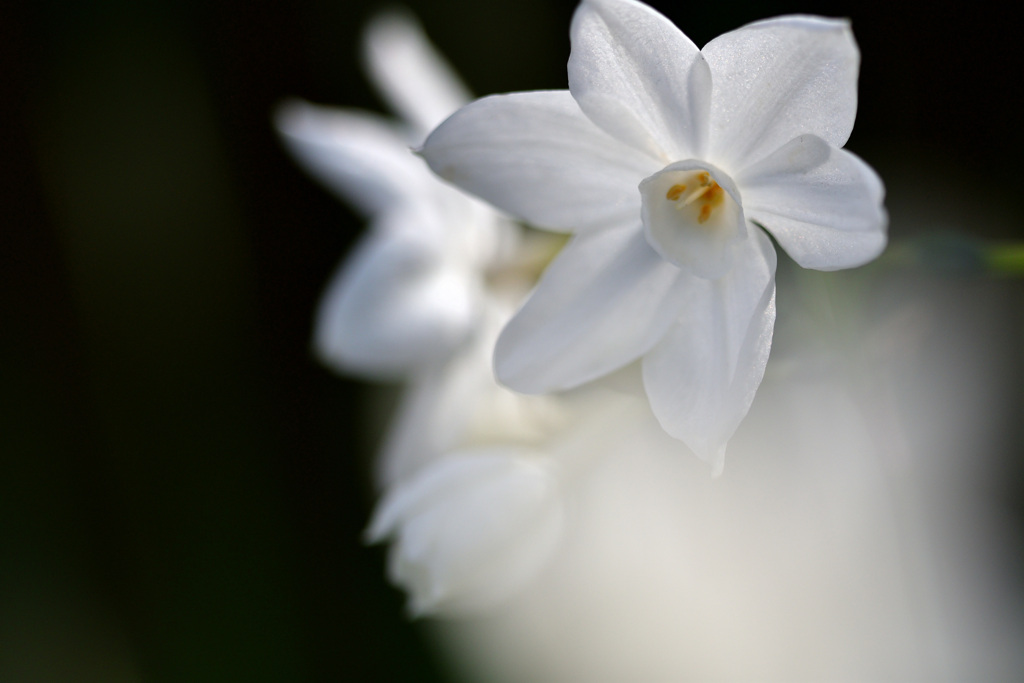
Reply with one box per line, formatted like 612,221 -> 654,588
275,12 -> 515,380
421,0 -> 887,472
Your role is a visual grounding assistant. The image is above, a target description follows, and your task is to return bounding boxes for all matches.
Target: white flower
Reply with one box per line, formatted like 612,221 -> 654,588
421,0 -> 887,471
366,289 -> 605,616
275,12 -> 514,379
366,331 -> 634,614
366,448 -> 565,616
276,13 -> 582,613
377,295 -> 569,488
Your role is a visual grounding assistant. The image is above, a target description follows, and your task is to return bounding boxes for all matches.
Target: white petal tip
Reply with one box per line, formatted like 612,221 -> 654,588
692,441 -> 727,477
362,515 -> 388,545
272,98 -> 312,134
710,453 -> 725,478
404,598 -> 432,620
364,7 -> 419,40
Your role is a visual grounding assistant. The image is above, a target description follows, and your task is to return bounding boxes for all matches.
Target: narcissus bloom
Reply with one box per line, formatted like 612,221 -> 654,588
275,12 -> 513,379
422,0 -> 887,472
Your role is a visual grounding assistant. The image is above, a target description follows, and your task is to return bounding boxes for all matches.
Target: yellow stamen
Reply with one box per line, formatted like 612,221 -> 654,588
666,170 -> 727,224
665,184 -> 687,201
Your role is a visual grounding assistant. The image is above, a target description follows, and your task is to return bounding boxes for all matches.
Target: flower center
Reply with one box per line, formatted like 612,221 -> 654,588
639,161 -> 746,279
665,171 -> 726,225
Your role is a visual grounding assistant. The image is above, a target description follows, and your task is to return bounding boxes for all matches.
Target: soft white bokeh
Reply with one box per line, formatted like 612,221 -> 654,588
428,267 -> 1024,682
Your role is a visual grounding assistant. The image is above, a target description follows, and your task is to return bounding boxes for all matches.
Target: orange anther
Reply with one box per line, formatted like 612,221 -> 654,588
666,184 -> 687,201
698,204 -> 712,223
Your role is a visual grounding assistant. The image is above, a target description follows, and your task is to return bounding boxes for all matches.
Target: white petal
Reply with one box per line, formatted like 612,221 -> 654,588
703,16 -> 860,170
367,450 -> 563,615
313,210 -> 478,379
495,224 -> 685,393
642,227 -> 777,473
737,135 -> 887,270
275,99 -> 428,215
376,361 -> 463,489
568,0 -> 711,160
362,11 -> 472,140
421,91 -> 658,232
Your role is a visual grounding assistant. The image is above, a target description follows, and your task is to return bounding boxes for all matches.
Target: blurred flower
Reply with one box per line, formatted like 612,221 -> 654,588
422,0 -> 887,471
366,448 -> 564,616
275,12 -> 515,379
277,11 -> 578,613
366,290 -> 637,614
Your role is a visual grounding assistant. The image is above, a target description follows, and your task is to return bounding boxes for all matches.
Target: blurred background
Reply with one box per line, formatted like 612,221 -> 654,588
2,0 -> 1022,680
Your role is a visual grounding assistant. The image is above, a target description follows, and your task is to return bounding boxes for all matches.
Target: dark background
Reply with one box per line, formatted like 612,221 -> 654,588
2,0 -> 1022,680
